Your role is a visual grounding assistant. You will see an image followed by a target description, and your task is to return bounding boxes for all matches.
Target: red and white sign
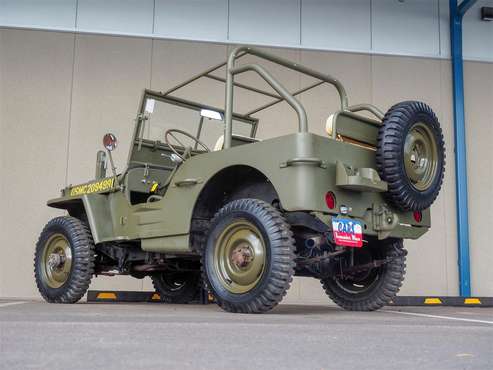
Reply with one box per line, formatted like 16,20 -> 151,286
332,218 -> 363,248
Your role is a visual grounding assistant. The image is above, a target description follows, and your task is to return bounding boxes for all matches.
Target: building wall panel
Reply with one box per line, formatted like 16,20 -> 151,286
462,0 -> 493,61
464,60 -> 493,296
77,0 -> 154,35
229,0 -> 301,46
0,28 -> 4,298
0,29 -> 75,297
154,0 -> 228,41
0,0 -> 76,30
372,0 -> 440,57
0,0 -> 492,62
301,0 -> 371,52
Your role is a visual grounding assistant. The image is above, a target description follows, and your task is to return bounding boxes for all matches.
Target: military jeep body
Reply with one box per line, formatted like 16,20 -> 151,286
35,47 -> 445,313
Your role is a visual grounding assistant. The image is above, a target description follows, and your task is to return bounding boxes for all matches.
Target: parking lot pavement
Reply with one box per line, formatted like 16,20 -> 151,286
1,300 -> 492,370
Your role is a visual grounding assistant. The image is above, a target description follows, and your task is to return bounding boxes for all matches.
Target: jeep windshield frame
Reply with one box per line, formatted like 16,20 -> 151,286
137,90 -> 258,143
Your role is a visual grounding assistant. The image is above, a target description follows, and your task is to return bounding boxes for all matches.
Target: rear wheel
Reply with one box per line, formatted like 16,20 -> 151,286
34,216 -> 95,303
321,239 -> 406,311
151,271 -> 200,303
203,199 -> 296,313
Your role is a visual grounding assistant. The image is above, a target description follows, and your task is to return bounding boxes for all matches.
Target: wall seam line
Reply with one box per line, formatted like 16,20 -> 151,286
152,0 -> 156,34
438,0 -> 442,58
226,0 -> 230,41
149,39 -> 154,89
299,0 -> 302,45
64,32 -> 77,187
74,0 -> 79,29
369,0 -> 373,51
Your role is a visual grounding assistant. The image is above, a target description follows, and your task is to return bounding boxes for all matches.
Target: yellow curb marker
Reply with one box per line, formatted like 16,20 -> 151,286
464,298 -> 481,305
96,292 -> 117,300
151,293 -> 161,300
424,298 -> 442,305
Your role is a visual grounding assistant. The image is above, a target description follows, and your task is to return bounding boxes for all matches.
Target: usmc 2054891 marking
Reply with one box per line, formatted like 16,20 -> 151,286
69,178 -> 115,197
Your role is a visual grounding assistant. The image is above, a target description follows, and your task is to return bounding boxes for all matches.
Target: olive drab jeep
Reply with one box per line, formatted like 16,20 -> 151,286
34,47 -> 445,313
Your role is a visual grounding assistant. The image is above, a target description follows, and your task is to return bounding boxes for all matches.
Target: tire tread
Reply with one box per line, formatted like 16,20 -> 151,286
321,239 -> 406,311
202,199 -> 296,314
34,216 -> 95,304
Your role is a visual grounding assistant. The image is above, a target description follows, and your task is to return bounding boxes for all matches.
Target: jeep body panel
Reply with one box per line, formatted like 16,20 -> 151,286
48,132 -> 429,252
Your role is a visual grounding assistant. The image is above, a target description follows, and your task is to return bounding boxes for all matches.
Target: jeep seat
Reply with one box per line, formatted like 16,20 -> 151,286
325,114 -> 336,137
325,112 -> 377,151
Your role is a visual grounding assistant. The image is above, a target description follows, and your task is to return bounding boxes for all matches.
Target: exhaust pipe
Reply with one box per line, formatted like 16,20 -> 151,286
305,235 -> 324,249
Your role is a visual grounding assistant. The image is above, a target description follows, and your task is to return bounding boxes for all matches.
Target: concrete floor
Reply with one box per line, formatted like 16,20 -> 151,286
0,300 -> 492,370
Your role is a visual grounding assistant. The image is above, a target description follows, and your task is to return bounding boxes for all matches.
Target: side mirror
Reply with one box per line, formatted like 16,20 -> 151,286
102,133 -> 118,179
103,133 -> 118,151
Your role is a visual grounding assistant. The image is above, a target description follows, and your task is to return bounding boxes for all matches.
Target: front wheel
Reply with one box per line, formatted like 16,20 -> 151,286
34,216 -> 95,303
203,199 -> 296,313
321,239 -> 406,311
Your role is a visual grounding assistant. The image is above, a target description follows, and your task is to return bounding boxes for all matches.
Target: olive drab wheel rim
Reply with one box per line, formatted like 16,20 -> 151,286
41,233 -> 72,289
213,220 -> 266,294
404,122 -> 439,191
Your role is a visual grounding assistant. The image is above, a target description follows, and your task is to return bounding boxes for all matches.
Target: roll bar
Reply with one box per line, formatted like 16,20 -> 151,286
224,46 -> 349,148
158,45 -> 385,150
347,104 -> 385,121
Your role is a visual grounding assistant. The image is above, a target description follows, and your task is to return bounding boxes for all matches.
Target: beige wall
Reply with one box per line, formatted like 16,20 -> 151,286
0,29 -> 3,298
464,61 -> 493,297
0,28 -> 492,301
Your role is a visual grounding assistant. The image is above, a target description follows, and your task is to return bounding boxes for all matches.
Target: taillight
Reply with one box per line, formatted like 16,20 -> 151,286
325,191 -> 336,210
413,211 -> 422,223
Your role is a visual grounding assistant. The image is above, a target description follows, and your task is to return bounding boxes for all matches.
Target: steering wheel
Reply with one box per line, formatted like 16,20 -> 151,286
164,129 -> 210,161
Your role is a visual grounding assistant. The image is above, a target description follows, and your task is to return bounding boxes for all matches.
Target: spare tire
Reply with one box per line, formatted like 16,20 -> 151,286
376,101 -> 445,211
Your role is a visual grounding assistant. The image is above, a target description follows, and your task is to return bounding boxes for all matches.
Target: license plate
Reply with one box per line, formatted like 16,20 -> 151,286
332,218 -> 363,248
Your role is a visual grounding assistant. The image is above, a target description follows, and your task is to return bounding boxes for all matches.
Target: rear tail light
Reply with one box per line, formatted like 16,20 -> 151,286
413,211 -> 422,223
325,191 -> 336,210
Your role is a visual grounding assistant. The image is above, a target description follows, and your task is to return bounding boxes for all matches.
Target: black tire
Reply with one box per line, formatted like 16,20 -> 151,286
34,216 -> 95,303
203,199 -> 296,313
321,239 -> 406,311
151,272 -> 201,304
376,101 -> 445,211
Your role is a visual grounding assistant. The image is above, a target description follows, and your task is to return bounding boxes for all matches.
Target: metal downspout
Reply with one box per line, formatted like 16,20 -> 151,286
449,0 -> 477,296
